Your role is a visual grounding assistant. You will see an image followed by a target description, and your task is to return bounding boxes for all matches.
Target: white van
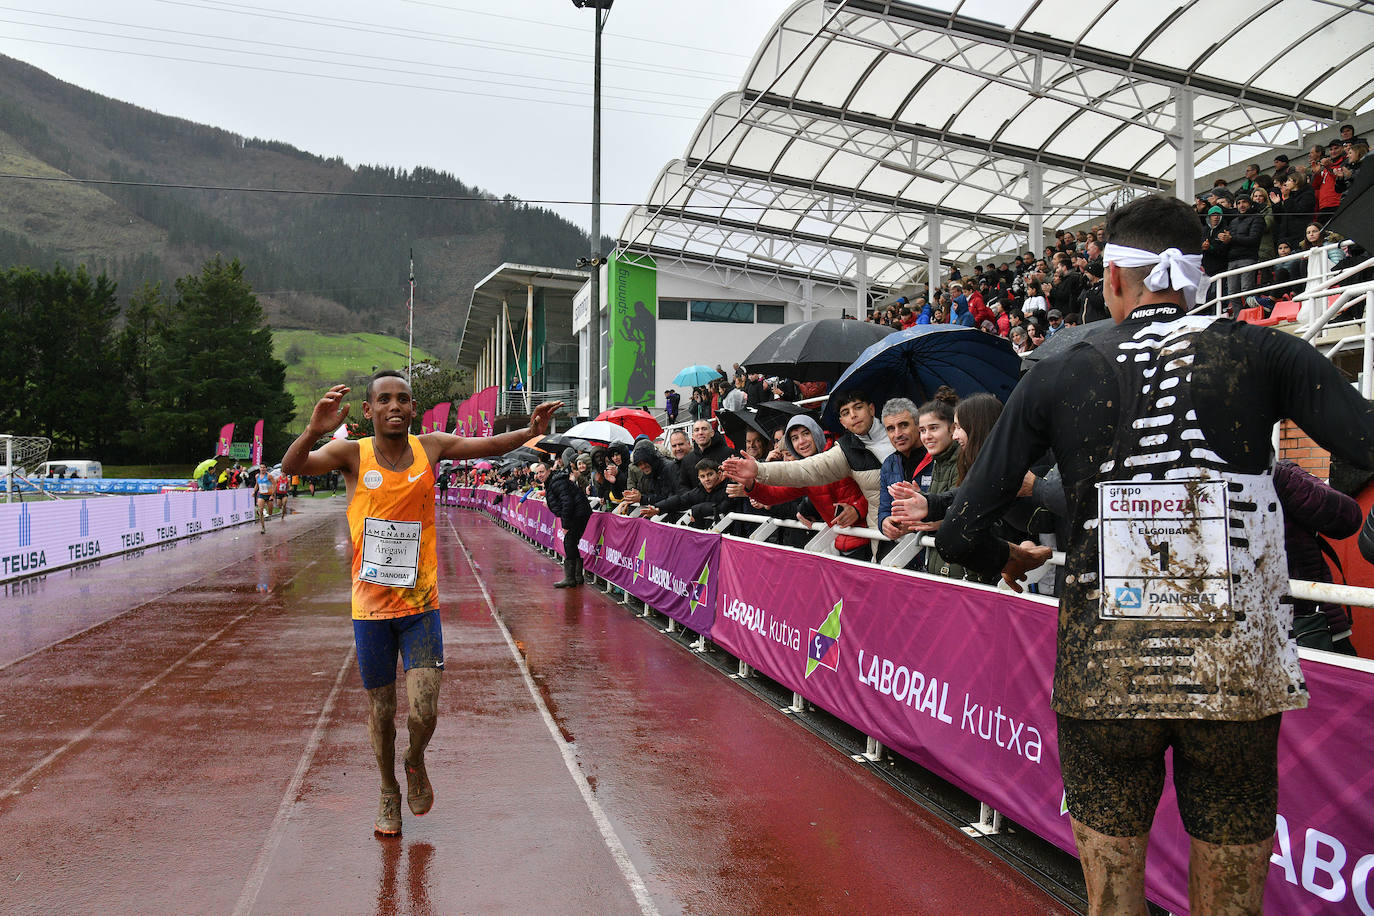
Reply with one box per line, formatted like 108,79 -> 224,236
41,460 -> 103,479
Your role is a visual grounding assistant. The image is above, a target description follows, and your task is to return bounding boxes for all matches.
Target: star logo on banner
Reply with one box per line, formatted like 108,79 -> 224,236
689,564 -> 709,613
805,599 -> 843,678
633,540 -> 647,584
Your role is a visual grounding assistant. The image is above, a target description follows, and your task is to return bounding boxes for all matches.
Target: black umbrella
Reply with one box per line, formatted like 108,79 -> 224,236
529,433 -> 592,455
755,400 -> 817,435
501,446 -> 547,466
1326,160 -> 1374,252
1019,320 -> 1114,371
742,318 -> 897,383
717,407 -> 770,452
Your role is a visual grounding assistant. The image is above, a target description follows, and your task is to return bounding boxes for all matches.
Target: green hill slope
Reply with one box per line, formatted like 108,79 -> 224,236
0,54 -> 608,346
273,330 -> 439,424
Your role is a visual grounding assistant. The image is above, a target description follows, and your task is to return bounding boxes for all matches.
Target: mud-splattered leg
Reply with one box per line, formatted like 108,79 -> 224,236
367,682 -> 399,792
1071,818 -> 1149,916
367,681 -> 402,835
1188,835 -> 1270,916
403,667 -> 440,816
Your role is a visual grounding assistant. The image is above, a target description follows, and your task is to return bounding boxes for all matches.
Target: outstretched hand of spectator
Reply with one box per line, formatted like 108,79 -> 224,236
1001,540 -> 1052,593
726,482 -> 749,498
830,504 -> 860,529
721,455 -> 757,483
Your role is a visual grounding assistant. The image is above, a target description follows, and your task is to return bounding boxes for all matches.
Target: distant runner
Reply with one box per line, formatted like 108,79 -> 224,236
274,468 -> 290,519
253,466 -> 275,533
282,371 -> 561,836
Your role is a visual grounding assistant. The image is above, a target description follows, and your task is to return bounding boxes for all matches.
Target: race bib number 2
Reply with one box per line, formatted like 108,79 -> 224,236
1098,480 -> 1232,621
359,517 -> 421,588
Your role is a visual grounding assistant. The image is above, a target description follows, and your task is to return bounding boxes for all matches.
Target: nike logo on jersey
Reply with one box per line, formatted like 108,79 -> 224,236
408,471 -> 426,482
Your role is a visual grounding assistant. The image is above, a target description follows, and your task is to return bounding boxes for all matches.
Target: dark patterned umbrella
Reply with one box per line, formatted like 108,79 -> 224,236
742,318 -> 896,382
821,325 -> 1020,433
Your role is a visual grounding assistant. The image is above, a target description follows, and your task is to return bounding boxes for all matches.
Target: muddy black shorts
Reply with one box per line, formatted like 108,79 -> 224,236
1056,713 -> 1281,845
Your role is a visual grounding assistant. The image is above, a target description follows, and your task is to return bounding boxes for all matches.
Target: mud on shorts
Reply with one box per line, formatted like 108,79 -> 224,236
1056,713 -> 1281,845
353,608 -> 444,690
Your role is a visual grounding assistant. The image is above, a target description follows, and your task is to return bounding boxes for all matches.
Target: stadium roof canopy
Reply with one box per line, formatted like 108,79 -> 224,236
618,0 -> 1374,294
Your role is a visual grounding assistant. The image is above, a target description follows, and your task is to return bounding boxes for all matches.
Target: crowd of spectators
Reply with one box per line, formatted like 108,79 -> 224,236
862,125 -> 1367,339
449,128 -> 1370,650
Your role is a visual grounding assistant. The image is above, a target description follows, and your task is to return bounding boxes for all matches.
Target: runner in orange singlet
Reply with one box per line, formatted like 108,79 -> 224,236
282,370 -> 561,836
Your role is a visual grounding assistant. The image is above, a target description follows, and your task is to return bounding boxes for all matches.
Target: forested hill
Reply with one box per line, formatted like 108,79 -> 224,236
0,53 -> 606,350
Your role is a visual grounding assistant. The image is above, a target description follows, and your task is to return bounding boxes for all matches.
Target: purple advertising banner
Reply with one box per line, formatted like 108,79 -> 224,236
453,491 -> 1374,913
496,494 -> 564,554
715,538 -> 1374,915
715,537 -> 1070,851
577,513 -> 718,634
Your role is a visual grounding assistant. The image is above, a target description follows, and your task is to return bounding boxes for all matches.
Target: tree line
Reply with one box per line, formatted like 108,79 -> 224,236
0,255 -> 295,465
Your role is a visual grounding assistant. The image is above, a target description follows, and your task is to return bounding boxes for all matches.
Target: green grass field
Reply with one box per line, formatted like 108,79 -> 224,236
273,330 -> 440,423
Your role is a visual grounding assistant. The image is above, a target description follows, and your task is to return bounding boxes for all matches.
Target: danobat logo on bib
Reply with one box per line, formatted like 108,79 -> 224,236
363,469 -> 383,489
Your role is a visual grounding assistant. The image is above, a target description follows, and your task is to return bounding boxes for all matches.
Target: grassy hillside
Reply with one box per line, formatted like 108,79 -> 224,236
0,53 -> 609,345
273,330 -> 439,423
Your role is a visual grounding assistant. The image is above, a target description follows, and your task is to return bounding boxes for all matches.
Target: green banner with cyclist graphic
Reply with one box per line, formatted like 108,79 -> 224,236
606,252 -> 656,408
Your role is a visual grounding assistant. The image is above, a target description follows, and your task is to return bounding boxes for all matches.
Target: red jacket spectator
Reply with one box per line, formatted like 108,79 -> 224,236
747,477 -> 870,553
968,290 -> 995,327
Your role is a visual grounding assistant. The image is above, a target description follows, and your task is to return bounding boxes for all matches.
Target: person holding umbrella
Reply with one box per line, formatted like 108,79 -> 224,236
722,390 -> 894,549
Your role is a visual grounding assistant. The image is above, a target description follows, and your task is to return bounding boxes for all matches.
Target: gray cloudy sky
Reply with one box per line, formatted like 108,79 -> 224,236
0,0 -> 800,232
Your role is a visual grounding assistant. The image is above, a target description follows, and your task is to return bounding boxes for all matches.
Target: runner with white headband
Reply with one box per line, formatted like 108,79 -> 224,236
933,194 -> 1374,915
1102,243 -> 1207,306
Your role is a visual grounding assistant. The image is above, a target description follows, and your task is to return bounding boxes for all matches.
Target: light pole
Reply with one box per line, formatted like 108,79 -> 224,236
572,0 -> 611,417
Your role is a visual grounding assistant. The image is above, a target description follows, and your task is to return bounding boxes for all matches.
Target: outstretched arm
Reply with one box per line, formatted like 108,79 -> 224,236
281,384 -> 359,477
426,401 -> 563,462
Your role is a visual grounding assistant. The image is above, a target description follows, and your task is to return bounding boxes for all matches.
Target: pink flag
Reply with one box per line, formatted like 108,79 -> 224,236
433,402 -> 451,435
251,419 -> 264,466
420,406 -> 435,434
215,422 -> 235,457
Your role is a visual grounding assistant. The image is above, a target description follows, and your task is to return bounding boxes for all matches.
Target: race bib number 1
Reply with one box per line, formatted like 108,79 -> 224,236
359,517 -> 421,588
1098,480 -> 1232,621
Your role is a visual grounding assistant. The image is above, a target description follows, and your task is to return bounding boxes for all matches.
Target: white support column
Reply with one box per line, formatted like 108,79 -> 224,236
927,216 -> 941,294
854,251 -> 868,320
491,325 -> 499,390
500,301 -> 509,407
1026,164 -> 1044,257
526,283 -> 535,412
801,278 -> 815,321
1173,88 -> 1195,203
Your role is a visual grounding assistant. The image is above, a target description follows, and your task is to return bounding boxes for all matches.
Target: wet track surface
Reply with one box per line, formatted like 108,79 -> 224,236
0,497 -> 1077,914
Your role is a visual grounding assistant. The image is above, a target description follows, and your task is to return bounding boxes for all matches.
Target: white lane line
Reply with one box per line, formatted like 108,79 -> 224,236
0,559 -> 321,800
233,646 -> 355,916
449,516 -> 660,916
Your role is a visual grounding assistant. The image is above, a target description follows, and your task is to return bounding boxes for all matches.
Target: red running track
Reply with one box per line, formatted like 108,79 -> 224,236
0,497 -> 1078,915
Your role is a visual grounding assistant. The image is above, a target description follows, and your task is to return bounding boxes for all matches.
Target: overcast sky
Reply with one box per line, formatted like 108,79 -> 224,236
0,0 -> 802,232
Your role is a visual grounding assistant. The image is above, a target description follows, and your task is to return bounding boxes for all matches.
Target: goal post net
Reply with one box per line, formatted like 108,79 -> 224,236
1,435 -> 52,502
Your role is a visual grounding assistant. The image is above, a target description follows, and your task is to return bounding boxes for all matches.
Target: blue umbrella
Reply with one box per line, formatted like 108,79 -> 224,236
673,364 -> 722,387
821,325 -> 1021,433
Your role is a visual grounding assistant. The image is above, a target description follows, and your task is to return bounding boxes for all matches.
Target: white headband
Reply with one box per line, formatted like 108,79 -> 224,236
1102,243 -> 1206,306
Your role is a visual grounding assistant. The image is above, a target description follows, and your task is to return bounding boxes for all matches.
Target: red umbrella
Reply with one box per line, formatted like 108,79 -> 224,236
595,407 -> 663,440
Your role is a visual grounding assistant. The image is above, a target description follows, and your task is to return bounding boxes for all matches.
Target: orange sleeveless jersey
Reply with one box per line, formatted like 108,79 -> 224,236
346,436 -> 437,620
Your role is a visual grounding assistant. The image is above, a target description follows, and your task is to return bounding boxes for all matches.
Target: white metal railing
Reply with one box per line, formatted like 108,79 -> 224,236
711,511 -> 1374,607
498,388 -> 577,416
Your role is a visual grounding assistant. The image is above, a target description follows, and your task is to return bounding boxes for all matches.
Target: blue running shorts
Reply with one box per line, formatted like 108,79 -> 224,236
353,608 -> 445,690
